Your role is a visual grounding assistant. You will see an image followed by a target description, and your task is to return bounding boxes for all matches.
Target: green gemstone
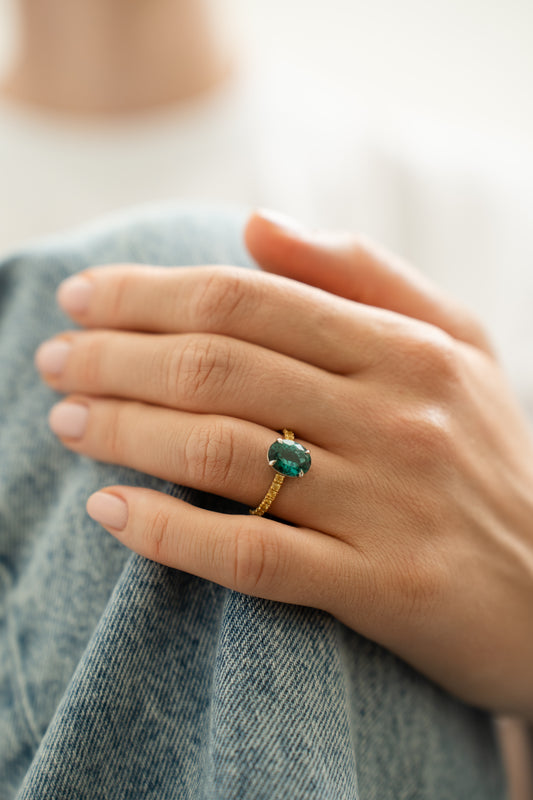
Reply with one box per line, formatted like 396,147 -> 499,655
268,438 -> 311,477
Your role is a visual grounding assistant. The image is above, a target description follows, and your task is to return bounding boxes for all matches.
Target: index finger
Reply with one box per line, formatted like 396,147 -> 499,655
57,264 -> 414,374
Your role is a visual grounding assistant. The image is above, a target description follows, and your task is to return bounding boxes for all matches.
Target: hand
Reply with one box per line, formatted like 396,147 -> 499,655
35,211 -> 533,718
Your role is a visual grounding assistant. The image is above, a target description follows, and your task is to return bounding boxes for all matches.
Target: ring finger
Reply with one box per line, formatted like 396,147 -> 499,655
48,396 -> 354,535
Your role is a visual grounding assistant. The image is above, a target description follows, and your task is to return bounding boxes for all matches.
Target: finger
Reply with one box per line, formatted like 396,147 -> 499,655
48,396 -> 355,535
55,262 -> 414,374
36,329 -> 356,447
86,485 -> 349,610
244,209 -> 493,353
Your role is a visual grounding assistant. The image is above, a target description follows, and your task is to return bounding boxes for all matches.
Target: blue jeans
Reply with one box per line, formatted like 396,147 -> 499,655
0,204 -> 506,799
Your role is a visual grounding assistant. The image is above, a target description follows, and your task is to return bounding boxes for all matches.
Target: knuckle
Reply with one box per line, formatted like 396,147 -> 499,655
183,419 -> 236,488
401,328 -> 462,397
145,508 -> 172,562
387,547 -> 445,621
172,334 -> 232,404
231,522 -> 281,595
193,268 -> 254,330
78,332 -> 107,386
393,405 -> 456,473
457,310 -> 485,344
450,303 -> 492,353
106,267 -> 136,321
105,401 -> 129,461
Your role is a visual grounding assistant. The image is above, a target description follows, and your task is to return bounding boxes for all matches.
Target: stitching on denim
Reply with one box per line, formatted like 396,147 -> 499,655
334,620 -> 362,800
0,561 -> 42,748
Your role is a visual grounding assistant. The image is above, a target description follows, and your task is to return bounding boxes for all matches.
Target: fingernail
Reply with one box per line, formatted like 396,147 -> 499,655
87,492 -> 128,531
35,339 -> 72,375
256,208 -> 312,238
48,401 -> 88,439
57,275 -> 93,314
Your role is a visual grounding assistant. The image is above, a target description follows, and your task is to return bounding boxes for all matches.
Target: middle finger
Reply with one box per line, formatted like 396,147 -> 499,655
36,330 -> 354,451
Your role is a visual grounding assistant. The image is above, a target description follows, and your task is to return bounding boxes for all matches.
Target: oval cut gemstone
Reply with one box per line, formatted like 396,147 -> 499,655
268,438 -> 311,477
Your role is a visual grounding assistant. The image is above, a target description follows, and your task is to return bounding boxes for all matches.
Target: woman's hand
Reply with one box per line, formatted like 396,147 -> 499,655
34,211 -> 533,718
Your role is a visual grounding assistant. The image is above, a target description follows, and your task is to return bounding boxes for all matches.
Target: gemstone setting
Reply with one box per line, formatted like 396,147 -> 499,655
268,437 -> 311,478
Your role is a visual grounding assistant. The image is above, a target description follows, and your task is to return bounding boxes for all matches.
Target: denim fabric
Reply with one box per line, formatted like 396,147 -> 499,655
0,203 -> 506,799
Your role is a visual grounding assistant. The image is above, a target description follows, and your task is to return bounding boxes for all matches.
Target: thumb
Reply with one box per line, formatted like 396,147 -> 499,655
244,209 -> 492,353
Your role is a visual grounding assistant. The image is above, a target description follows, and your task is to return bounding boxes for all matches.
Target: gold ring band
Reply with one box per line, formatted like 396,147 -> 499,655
249,429 -> 311,517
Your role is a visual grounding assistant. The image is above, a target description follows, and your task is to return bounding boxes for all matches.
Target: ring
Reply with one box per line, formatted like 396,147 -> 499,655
249,429 -> 311,517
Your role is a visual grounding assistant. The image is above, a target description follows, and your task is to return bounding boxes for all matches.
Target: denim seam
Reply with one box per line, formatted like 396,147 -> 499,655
0,562 -> 42,749
334,621 -> 361,800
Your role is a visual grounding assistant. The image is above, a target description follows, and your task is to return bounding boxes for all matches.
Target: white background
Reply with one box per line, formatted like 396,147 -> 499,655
239,0 -> 533,151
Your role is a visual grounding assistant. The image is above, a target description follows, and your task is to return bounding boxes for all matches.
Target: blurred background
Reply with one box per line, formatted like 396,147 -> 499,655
247,0 -> 533,148
0,0 -> 532,409
0,3 -> 531,795
2,0 -> 533,145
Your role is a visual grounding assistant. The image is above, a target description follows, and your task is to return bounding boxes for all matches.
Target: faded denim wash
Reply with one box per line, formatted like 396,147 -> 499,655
0,204 -> 506,799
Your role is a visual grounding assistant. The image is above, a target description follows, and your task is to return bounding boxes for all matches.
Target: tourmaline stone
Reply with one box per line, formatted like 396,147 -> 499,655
268,438 -> 311,477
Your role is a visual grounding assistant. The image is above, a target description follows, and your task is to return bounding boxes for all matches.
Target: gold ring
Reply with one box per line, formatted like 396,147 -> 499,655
249,429 -> 312,517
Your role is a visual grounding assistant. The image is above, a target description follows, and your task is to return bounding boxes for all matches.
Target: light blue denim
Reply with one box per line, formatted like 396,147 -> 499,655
0,204 -> 507,799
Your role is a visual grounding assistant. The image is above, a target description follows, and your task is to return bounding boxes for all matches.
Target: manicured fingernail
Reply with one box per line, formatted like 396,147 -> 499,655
87,492 -> 128,531
57,275 -> 93,314
256,208 -> 311,238
48,401 -> 88,439
35,339 -> 72,375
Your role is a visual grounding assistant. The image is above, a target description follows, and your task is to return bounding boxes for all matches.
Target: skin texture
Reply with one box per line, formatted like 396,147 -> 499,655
35,210 -> 533,719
